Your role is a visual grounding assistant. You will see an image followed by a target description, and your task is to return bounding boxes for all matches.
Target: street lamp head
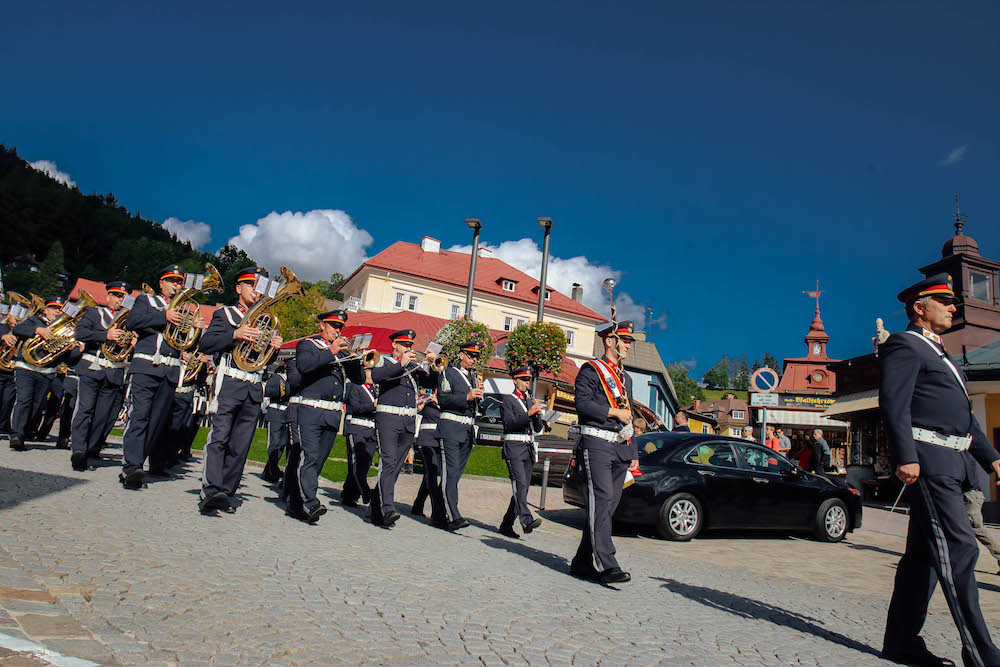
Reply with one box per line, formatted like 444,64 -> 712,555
537,216 -> 553,230
465,217 -> 482,231
602,278 -> 617,293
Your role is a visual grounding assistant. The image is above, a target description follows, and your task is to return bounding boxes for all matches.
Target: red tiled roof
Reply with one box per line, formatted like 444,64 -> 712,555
347,242 -> 605,322
68,278 -> 217,322
279,310 -> 581,386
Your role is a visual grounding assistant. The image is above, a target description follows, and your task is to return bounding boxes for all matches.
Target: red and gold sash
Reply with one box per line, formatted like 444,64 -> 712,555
587,358 -> 630,411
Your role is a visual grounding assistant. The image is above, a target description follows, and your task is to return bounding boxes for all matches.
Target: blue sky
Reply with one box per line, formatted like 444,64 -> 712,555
3,1 -> 998,378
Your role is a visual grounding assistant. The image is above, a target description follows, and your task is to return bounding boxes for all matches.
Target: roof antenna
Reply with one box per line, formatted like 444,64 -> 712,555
953,193 -> 967,236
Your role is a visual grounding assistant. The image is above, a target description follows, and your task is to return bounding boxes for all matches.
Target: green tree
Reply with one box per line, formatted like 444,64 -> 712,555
761,352 -> 781,376
733,355 -> 751,392
270,286 -> 325,342
505,322 -> 567,378
433,317 -> 495,375
668,363 -> 705,405
701,358 -> 730,390
36,241 -> 66,296
310,272 -> 347,301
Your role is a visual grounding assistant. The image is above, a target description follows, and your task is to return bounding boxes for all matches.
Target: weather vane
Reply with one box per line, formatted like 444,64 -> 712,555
953,193 -> 967,235
803,279 -> 823,311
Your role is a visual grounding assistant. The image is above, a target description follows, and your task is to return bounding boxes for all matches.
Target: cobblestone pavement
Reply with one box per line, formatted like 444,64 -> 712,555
2,441 -> 1000,665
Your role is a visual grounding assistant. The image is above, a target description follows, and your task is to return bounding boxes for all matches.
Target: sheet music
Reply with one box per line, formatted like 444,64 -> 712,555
255,277 -> 270,294
61,302 -> 81,317
267,280 -> 279,298
121,294 -> 136,310
184,273 -> 195,289
427,341 -> 443,355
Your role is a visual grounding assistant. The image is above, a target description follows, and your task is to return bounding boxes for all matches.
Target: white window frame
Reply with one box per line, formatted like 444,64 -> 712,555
516,319 -> 526,327
393,292 -> 404,309
450,304 -> 460,320
502,279 -> 516,292
503,316 -> 513,331
731,410 -> 745,420
545,288 -> 552,300
407,295 -> 418,311
563,328 -> 575,348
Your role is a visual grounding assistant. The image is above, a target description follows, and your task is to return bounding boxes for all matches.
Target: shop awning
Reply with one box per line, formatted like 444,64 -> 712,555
755,408 -> 848,428
821,389 -> 879,418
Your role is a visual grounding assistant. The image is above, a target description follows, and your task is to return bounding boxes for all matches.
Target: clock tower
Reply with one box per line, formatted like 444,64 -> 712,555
775,294 -> 840,394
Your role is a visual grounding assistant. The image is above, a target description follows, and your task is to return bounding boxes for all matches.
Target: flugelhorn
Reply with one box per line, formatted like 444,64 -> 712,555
164,263 -> 223,351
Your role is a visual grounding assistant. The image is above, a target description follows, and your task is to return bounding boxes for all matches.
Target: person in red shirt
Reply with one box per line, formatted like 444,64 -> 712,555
764,424 -> 780,452
796,441 -> 812,470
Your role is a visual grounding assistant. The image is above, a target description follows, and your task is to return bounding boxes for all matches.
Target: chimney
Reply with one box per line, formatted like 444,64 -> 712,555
725,394 -> 734,400
478,247 -> 493,258
692,400 -> 701,411
571,283 -> 583,302
420,236 -> 440,253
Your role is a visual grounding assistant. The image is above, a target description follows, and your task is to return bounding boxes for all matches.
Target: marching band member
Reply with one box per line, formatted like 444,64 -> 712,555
262,361 -> 291,483
197,267 -> 280,514
157,351 -> 210,470
569,320 -> 637,585
0,303 -> 17,437
286,309 -> 362,523
8,296 -> 65,451
435,340 -> 484,532
498,365 -> 544,538
342,367 -> 377,507
120,265 -> 203,490
369,329 -> 439,528
410,388 -> 447,527
70,281 -> 131,471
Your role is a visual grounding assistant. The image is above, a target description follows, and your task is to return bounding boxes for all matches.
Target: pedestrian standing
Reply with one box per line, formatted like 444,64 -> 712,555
672,411 -> 690,432
811,429 -> 830,475
880,273 -> 1000,667
776,427 -> 792,457
764,424 -> 780,452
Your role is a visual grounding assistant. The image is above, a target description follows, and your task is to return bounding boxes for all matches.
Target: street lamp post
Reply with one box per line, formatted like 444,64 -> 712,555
464,217 -> 482,318
532,217 -> 553,397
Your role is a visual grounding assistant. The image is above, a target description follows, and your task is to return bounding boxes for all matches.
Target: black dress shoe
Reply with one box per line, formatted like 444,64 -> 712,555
305,505 -> 327,523
882,648 -> 956,666
198,490 -> 229,513
498,525 -> 519,538
569,560 -> 600,581
146,467 -> 169,478
599,567 -> 631,585
71,451 -> 87,471
342,497 -> 359,508
522,518 -> 542,533
55,437 -> 70,450
447,517 -> 470,532
410,507 -> 426,517
119,471 -> 145,490
10,436 -> 26,451
384,512 -> 401,527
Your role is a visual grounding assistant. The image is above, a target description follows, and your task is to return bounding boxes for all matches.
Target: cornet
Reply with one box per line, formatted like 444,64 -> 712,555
398,350 -> 448,378
331,335 -> 381,369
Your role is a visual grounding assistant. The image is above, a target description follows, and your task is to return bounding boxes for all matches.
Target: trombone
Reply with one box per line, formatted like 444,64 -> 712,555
331,336 -> 381,369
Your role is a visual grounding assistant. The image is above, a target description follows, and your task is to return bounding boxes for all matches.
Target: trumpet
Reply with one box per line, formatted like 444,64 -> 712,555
331,338 -> 381,370
398,350 -> 448,378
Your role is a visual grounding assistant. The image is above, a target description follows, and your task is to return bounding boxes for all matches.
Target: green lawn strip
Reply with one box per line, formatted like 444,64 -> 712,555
110,427 -> 509,482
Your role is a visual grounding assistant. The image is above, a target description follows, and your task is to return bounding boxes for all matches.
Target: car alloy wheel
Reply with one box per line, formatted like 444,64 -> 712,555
814,498 -> 849,542
657,492 -> 703,541
670,500 -> 699,536
825,505 -> 847,539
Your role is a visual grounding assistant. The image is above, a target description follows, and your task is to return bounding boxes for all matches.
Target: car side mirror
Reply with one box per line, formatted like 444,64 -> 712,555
783,468 -> 803,479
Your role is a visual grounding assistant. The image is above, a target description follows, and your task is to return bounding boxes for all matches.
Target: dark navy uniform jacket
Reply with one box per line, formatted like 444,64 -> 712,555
416,400 -> 441,448
344,382 -> 377,438
370,356 -> 438,433
200,305 -> 263,403
74,307 -> 127,385
12,315 -> 48,356
436,365 -> 478,442
293,336 -> 364,427
124,293 -> 181,382
880,323 -> 998,480
575,357 -> 637,462
264,370 -> 289,424
501,392 -> 544,460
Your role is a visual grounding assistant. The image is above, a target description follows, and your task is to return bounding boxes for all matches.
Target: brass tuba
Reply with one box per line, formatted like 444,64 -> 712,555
232,266 -> 305,373
164,263 -> 223,351
0,293 -> 43,372
22,291 -> 99,367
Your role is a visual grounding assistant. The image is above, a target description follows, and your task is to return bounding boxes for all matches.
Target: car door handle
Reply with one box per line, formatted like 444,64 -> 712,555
697,470 -> 715,476
752,477 -> 769,484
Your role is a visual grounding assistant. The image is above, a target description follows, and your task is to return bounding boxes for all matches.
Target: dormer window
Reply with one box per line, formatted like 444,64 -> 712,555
531,286 -> 552,300
501,279 -> 516,292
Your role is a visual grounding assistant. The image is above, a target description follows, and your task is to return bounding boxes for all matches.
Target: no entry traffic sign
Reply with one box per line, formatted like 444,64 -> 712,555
751,367 -> 779,393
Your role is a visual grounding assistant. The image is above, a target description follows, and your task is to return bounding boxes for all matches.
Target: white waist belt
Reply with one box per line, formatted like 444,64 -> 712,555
420,423 -> 439,431
377,405 -> 418,417
270,404 -> 287,411
580,425 -> 618,442
222,367 -> 263,383
82,353 -> 126,369
347,416 -> 375,429
290,396 -> 344,412
504,434 -> 533,443
175,385 -> 195,394
15,361 -> 56,375
912,427 -> 972,451
440,412 -> 474,426
133,353 -> 182,367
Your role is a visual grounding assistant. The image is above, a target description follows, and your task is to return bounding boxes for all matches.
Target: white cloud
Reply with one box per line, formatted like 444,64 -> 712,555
941,144 -> 967,166
228,209 -> 374,282
448,238 -> 664,332
29,160 -> 76,188
162,217 -> 213,249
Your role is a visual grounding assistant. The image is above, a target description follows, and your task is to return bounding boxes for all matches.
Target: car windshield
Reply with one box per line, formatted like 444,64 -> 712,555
480,395 -> 502,419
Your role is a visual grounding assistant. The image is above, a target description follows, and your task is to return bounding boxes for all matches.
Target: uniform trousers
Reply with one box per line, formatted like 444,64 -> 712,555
200,392 -> 261,498
11,368 -> 54,441
884,474 -> 1000,666
157,392 -> 195,464
0,371 -> 16,433
370,419 -> 415,523
71,376 -> 122,456
35,376 -> 64,440
573,443 -> 629,572
501,444 -> 535,529
56,375 -> 77,443
98,386 -> 126,454
343,431 -> 376,505
266,419 -> 289,458
280,422 -> 300,503
415,442 -> 447,525
121,373 -> 176,476
439,428 -> 474,522
290,422 -> 338,512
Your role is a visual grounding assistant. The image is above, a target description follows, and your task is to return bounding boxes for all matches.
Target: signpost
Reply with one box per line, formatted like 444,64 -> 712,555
750,367 -> 780,441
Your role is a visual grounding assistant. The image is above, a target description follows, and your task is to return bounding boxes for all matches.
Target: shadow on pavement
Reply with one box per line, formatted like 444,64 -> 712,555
0,466 -> 87,510
480,535 -> 570,576
653,577 -> 881,657
844,542 -> 904,558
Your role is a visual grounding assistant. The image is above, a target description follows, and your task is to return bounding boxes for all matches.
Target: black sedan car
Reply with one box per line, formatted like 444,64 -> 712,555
563,431 -> 862,542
